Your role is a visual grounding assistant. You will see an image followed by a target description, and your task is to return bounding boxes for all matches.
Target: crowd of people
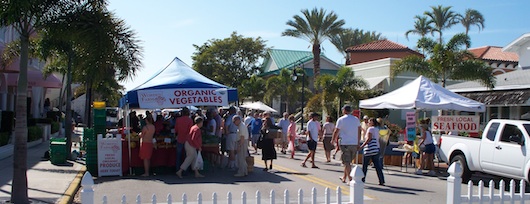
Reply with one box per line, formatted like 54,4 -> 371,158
122,104 -> 435,185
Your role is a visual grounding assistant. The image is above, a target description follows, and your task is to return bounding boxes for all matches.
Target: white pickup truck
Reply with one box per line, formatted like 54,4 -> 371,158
439,119 -> 530,182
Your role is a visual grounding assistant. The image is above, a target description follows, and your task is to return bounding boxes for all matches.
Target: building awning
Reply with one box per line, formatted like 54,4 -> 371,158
458,89 -> 530,106
5,70 -> 62,88
364,76 -> 387,89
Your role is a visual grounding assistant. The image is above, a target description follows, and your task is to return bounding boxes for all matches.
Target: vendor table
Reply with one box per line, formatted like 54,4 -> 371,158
121,140 -> 222,174
392,147 -> 414,172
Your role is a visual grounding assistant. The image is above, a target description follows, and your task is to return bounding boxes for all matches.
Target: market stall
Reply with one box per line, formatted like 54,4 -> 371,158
117,57 -> 238,174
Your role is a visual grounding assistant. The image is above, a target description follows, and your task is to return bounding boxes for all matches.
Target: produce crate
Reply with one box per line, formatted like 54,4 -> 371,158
93,109 -> 105,117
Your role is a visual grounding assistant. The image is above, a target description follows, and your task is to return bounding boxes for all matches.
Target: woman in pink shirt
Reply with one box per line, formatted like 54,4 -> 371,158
287,115 -> 297,159
176,117 -> 204,178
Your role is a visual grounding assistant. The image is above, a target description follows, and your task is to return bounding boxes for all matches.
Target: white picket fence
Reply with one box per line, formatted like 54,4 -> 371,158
447,162 -> 530,204
80,165 -> 365,204
81,162 -> 530,204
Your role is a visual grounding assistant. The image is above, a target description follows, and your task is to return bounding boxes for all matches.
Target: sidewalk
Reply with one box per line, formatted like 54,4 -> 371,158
0,129 -> 85,204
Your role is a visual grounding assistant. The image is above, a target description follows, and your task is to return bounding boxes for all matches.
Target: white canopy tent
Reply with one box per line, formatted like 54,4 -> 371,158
359,76 -> 485,112
240,101 -> 278,113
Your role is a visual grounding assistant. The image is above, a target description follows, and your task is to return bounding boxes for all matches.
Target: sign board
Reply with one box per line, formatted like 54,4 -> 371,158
431,116 -> 480,132
406,112 -> 416,141
137,88 -> 228,109
98,135 -> 122,176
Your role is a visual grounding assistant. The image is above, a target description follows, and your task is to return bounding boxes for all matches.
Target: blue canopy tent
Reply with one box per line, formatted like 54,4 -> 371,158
121,57 -> 238,108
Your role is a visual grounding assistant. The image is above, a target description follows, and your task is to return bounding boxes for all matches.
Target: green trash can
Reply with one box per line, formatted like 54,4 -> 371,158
50,138 -> 67,165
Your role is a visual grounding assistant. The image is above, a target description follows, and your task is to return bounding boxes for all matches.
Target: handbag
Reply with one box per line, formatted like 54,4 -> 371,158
363,139 -> 379,156
194,151 -> 204,170
256,134 -> 264,149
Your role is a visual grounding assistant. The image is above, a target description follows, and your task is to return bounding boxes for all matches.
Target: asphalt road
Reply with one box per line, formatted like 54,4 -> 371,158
90,146 -> 454,204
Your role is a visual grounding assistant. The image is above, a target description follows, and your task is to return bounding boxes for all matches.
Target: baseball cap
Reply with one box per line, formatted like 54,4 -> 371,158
310,112 -> 320,117
342,105 -> 352,112
363,115 -> 369,120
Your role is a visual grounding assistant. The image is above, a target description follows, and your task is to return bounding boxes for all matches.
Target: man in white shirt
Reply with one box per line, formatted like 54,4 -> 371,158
332,105 -> 361,183
301,112 -> 320,169
277,112 -> 290,154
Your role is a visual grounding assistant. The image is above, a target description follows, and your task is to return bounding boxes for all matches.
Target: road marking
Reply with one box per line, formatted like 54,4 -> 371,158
253,157 -> 374,201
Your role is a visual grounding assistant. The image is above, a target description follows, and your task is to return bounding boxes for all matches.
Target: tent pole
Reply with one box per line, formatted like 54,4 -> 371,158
125,104 -> 132,175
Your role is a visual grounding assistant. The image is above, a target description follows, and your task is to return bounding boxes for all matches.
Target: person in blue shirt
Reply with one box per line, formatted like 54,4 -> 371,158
250,112 -> 263,154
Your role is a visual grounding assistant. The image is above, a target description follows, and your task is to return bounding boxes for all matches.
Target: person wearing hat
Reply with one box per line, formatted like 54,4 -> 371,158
416,119 -> 436,176
301,112 -> 320,168
361,115 -> 369,139
332,105 -> 362,183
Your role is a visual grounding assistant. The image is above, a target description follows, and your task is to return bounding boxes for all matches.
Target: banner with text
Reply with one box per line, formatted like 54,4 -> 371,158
406,112 -> 416,141
98,135 -> 122,177
431,115 -> 480,132
137,88 -> 228,108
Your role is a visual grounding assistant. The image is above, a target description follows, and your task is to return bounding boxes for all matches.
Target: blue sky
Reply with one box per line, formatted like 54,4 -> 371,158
108,0 -> 530,91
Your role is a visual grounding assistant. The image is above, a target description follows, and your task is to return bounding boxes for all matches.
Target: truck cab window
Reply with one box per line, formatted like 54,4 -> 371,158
486,122 -> 500,141
500,124 -> 522,144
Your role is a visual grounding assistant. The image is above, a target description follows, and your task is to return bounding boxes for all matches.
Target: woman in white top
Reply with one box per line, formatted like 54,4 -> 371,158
322,116 -> 335,162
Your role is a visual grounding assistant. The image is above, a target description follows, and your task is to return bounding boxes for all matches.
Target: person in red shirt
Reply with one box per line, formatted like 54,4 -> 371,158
175,107 -> 193,170
176,116 -> 204,178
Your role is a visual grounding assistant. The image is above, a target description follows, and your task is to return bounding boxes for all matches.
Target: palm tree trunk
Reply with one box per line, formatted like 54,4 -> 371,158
11,34 -> 29,203
64,51 -> 74,155
84,79 -> 93,128
312,43 -> 321,93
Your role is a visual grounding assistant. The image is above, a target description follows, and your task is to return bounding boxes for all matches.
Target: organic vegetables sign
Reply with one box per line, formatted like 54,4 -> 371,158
431,116 -> 480,132
98,135 -> 122,176
137,88 -> 228,108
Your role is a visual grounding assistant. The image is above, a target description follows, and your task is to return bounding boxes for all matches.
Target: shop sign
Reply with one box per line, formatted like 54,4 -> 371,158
137,88 -> 228,108
98,135 -> 122,176
406,112 -> 416,141
431,116 -> 480,132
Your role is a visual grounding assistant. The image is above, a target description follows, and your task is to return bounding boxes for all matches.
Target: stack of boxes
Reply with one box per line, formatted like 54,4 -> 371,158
85,101 -> 106,176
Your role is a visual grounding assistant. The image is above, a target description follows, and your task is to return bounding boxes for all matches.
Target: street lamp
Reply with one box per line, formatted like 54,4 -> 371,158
292,63 -> 305,131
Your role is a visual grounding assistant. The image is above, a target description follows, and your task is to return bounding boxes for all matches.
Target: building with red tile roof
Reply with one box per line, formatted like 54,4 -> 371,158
345,39 -> 422,65
468,46 -> 519,75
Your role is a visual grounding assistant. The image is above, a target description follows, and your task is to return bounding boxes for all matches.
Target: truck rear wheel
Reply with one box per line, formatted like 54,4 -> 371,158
451,154 -> 472,183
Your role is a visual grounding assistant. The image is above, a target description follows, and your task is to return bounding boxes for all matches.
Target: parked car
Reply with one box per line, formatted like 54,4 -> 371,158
438,119 -> 530,183
106,107 -> 119,129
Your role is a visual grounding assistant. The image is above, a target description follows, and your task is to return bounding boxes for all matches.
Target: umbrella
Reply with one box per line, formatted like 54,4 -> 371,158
240,101 -> 277,113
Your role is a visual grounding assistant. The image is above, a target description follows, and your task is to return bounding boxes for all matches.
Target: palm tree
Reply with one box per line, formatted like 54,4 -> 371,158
239,75 -> 266,102
405,15 -> 434,40
424,5 -> 460,44
391,33 -> 495,88
264,68 -> 308,113
282,8 -> 345,91
0,0 -> 62,202
330,28 -> 385,64
316,67 -> 367,116
459,8 -> 485,46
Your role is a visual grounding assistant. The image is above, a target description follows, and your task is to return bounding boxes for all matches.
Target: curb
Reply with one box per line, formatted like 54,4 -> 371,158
58,165 -> 87,204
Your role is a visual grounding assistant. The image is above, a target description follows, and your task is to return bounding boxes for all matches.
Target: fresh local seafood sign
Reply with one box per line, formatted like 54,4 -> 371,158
431,116 -> 480,132
137,88 -> 228,108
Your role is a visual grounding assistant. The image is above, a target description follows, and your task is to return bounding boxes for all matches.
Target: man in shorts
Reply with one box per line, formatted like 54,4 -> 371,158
301,112 -> 320,168
249,112 -> 262,154
277,112 -> 290,154
332,105 -> 361,183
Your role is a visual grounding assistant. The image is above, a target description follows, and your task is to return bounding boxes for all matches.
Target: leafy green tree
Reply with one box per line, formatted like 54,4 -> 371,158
405,15 -> 433,40
0,0 -> 60,202
459,8 -> 485,48
239,75 -> 266,102
391,33 -> 495,88
192,32 -> 267,89
282,8 -> 345,91
330,28 -> 385,64
424,5 -> 460,44
316,67 -> 367,115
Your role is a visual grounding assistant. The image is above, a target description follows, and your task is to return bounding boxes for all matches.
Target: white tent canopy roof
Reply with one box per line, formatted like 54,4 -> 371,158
359,76 -> 485,112
240,101 -> 278,113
